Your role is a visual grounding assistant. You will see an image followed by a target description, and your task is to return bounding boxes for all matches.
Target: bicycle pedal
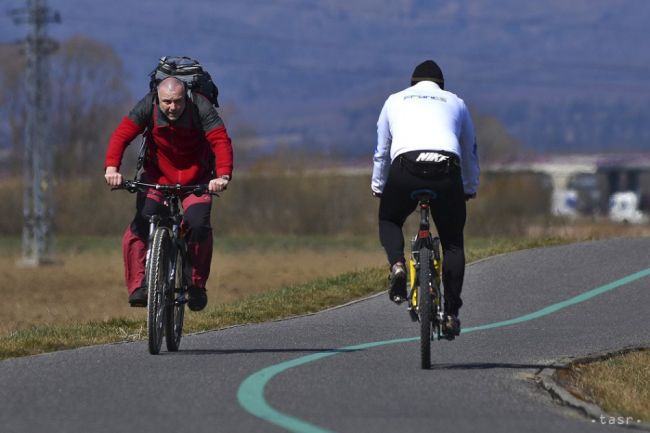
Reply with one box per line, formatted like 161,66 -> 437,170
407,307 -> 418,322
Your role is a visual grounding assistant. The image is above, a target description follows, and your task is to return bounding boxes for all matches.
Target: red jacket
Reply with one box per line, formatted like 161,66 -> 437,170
105,92 -> 233,185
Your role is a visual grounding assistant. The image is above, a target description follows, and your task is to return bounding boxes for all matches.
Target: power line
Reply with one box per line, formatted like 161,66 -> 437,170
10,0 -> 60,266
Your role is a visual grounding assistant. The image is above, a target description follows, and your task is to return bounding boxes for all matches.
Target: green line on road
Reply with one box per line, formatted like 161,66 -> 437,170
237,338 -> 414,433
237,267 -> 650,433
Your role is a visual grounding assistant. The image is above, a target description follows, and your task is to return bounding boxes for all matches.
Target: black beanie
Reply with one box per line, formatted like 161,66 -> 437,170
411,60 -> 444,89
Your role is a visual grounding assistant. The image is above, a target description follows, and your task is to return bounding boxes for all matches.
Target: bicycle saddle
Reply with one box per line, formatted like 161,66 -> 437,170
410,189 -> 437,202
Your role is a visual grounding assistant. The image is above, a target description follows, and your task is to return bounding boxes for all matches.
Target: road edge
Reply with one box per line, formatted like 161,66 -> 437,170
536,346 -> 650,431
0,237 -> 638,362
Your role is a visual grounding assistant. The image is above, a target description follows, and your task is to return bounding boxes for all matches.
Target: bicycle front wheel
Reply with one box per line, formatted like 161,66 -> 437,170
165,248 -> 185,352
146,227 -> 171,355
418,247 -> 433,369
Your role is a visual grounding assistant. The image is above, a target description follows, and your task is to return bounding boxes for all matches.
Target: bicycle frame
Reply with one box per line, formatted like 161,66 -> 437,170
145,194 -> 190,307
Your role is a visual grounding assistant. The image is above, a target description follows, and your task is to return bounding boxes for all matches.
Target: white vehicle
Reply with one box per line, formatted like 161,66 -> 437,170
609,191 -> 648,224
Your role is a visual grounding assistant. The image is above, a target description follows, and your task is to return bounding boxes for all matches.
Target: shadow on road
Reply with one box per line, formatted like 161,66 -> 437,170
161,347 -> 362,356
429,362 -> 564,371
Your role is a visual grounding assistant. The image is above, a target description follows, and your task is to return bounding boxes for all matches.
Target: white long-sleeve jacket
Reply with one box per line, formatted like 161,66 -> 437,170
371,81 -> 479,195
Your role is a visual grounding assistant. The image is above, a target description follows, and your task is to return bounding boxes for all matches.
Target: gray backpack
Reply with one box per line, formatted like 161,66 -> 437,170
148,56 -> 219,106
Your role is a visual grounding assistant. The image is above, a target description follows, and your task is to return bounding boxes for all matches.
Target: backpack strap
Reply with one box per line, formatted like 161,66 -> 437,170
187,91 -> 216,178
132,93 -> 156,181
133,134 -> 147,181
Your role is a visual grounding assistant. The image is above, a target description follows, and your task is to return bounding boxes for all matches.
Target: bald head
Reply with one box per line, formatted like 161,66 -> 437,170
157,77 -> 186,121
158,77 -> 185,94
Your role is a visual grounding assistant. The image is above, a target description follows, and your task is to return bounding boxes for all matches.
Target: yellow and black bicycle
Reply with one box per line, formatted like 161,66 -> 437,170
406,189 -> 450,369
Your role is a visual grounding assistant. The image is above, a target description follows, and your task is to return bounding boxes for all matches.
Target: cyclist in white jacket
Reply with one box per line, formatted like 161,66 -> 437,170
371,60 -> 479,336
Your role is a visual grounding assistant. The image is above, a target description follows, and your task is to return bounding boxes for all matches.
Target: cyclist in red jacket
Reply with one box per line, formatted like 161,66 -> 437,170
104,77 -> 233,310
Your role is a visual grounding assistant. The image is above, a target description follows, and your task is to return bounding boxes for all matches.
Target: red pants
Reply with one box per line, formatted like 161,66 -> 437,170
122,188 -> 213,294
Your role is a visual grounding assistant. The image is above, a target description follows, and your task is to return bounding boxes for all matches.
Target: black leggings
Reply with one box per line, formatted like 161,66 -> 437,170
378,154 -> 467,316
130,192 -> 212,243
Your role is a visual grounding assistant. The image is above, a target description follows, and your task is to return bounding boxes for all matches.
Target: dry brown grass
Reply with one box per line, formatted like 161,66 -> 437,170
0,171 -> 555,238
0,236 -> 577,360
557,350 -> 650,422
1,219 -> 646,336
527,219 -> 650,239
0,243 -> 384,335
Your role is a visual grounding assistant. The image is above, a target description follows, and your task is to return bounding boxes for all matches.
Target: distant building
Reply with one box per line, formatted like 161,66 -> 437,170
486,153 -> 650,221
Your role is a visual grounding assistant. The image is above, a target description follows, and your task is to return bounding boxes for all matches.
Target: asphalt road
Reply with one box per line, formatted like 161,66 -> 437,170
1,238 -> 649,433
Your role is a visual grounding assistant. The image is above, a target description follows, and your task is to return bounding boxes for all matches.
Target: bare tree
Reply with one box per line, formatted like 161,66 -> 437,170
49,36 -> 131,175
0,36 -> 131,177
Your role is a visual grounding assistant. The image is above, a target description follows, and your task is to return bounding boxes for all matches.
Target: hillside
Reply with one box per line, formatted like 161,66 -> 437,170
1,0 -> 649,156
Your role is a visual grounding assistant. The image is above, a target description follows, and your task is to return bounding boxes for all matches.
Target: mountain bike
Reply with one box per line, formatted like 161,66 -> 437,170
406,189 -> 449,369
115,180 -> 216,354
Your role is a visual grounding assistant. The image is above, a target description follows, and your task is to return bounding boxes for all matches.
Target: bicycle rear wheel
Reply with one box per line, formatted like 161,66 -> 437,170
165,248 -> 185,352
432,237 -> 443,340
418,247 -> 433,369
146,227 -> 171,355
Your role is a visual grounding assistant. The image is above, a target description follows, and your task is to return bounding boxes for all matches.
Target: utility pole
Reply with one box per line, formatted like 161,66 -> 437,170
10,0 -> 60,265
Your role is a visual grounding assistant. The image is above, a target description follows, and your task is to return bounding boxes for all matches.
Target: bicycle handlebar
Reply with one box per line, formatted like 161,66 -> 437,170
112,180 -> 219,197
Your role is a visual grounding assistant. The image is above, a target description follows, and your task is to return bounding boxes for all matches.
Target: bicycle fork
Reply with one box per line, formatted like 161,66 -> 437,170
169,223 -> 189,307
143,216 -> 162,292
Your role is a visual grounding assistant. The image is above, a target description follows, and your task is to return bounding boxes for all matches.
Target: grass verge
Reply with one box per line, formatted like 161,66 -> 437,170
0,267 -> 385,360
557,350 -> 650,422
0,236 -> 575,361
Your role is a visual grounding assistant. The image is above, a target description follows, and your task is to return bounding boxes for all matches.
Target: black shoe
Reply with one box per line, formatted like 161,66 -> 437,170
188,286 -> 208,311
128,286 -> 147,308
442,314 -> 461,337
388,263 -> 407,304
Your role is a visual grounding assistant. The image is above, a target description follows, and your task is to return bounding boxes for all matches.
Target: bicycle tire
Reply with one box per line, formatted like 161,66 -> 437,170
146,227 -> 170,355
165,248 -> 185,352
418,246 -> 433,369
432,237 -> 443,340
